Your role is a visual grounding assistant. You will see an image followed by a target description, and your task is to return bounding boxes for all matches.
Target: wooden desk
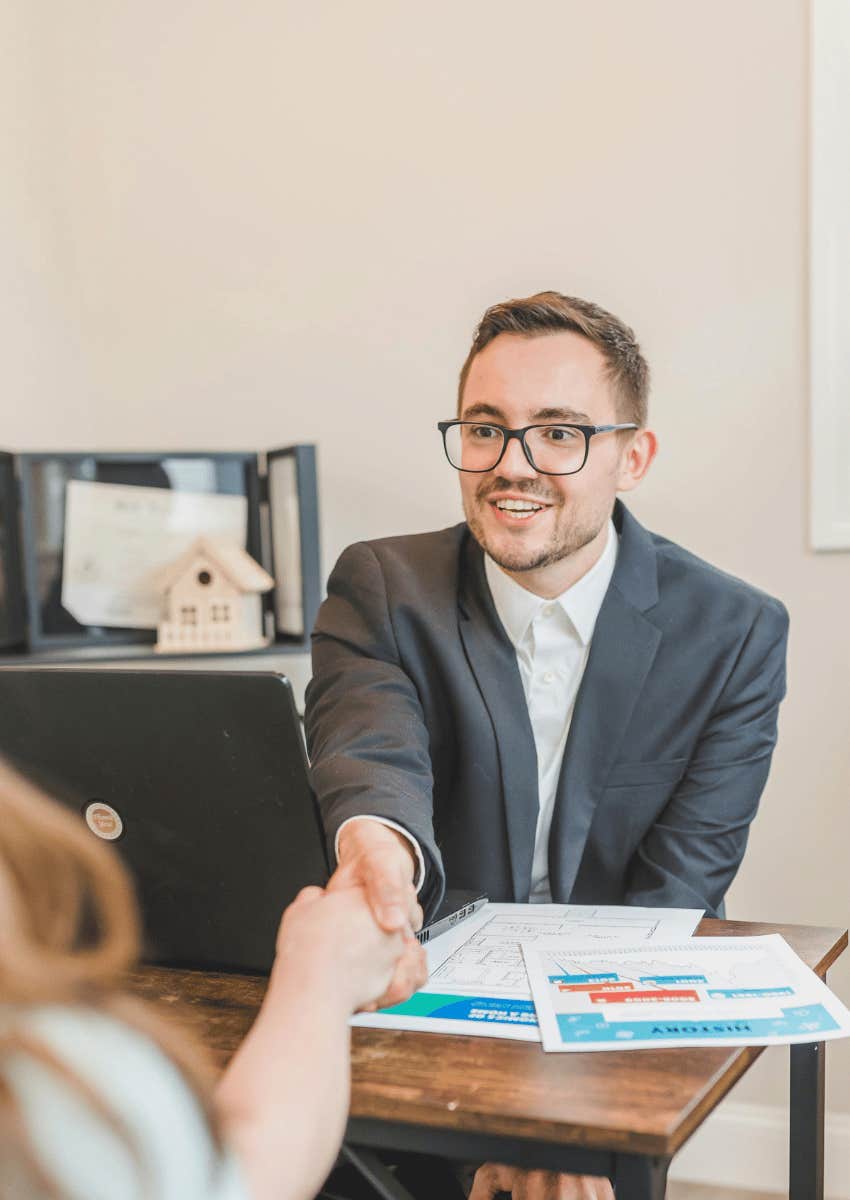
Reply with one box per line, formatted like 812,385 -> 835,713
130,919 -> 847,1200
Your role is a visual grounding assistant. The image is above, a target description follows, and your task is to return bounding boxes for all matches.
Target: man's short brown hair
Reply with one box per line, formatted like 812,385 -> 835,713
457,290 -> 650,426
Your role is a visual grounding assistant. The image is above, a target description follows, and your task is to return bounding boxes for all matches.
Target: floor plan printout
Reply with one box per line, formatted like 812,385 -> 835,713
352,902 -> 703,1042
522,934 -> 850,1052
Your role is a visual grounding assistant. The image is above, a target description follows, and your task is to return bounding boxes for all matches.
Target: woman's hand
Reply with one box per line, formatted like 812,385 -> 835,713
274,884 -> 427,1015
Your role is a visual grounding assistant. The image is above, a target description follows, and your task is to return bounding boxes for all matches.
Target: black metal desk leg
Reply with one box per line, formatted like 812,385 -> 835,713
614,1153 -> 669,1200
340,1145 -> 418,1200
790,1040 -> 825,1200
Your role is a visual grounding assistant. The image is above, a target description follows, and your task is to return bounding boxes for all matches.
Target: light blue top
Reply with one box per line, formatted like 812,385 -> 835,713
2,1005 -> 249,1200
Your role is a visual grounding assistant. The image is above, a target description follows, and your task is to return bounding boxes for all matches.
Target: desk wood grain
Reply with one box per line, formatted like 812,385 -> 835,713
128,918 -> 847,1158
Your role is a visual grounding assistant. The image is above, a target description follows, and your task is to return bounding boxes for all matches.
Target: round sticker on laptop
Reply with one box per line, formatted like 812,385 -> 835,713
84,801 -> 123,841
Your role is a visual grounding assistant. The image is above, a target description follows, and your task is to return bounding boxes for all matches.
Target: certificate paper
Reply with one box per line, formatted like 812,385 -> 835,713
61,480 -> 247,628
522,935 -> 850,1052
352,902 -> 703,1042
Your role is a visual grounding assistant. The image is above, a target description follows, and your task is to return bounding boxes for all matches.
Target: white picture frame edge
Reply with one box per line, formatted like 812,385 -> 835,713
810,0 -> 850,550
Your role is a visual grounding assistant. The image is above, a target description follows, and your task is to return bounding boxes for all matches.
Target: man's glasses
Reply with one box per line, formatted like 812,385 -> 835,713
437,420 -> 638,476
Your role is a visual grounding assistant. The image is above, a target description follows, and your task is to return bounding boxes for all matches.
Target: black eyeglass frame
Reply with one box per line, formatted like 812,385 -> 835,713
437,419 -> 639,476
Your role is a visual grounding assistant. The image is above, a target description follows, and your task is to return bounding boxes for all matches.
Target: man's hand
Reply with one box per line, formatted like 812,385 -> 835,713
328,818 -> 426,1009
469,1165 -> 615,1200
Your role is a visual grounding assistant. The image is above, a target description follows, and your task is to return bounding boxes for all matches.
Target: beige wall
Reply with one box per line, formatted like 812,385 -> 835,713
5,0 -> 849,1129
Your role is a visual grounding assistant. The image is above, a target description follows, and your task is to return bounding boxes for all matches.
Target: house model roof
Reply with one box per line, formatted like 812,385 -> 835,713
156,536 -> 275,595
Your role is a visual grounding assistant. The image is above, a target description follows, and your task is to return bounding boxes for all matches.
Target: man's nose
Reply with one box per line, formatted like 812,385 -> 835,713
499,433 -> 539,479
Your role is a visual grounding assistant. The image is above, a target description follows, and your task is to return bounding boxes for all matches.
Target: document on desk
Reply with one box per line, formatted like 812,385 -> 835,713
522,935 -> 850,1052
352,902 -> 703,1042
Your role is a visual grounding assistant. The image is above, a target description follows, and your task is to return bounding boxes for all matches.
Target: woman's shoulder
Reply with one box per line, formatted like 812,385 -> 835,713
1,1004 -> 248,1200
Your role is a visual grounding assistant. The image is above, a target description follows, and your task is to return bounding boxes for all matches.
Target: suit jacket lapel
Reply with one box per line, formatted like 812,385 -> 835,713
548,503 -> 662,900
457,534 -> 539,901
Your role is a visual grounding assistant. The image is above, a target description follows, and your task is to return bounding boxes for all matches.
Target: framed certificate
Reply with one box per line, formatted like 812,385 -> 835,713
17,451 -> 264,650
3,445 -> 319,655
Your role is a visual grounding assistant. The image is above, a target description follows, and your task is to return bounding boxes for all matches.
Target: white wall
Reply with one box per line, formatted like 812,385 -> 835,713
5,0 -> 850,1177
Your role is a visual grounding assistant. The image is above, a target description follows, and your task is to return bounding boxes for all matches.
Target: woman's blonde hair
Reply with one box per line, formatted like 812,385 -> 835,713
0,757 -> 219,1197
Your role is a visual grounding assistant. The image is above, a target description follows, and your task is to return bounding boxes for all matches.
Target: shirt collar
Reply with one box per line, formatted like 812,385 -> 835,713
484,518 -> 618,649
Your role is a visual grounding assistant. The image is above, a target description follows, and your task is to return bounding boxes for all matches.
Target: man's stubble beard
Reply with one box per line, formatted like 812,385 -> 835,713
463,482 -> 607,574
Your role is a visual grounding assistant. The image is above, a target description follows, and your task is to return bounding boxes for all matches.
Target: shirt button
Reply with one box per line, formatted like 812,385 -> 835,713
543,670 -> 556,684
543,605 -> 556,619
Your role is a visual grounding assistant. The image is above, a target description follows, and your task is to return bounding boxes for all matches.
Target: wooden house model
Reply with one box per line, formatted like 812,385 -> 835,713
155,536 -> 274,654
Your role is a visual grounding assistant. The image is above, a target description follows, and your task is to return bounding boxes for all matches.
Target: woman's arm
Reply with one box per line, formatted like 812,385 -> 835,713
215,886 -> 425,1200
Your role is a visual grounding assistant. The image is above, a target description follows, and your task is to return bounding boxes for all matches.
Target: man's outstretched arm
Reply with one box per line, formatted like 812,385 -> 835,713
305,541 -> 445,1001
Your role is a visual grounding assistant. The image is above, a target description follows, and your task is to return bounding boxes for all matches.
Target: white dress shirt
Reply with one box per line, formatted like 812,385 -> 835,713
484,520 -> 618,901
335,521 -> 618,903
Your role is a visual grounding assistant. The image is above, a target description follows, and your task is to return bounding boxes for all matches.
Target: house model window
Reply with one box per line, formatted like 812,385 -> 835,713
155,536 -> 274,655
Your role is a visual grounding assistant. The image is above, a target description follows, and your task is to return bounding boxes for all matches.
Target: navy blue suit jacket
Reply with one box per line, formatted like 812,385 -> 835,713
305,502 -> 789,922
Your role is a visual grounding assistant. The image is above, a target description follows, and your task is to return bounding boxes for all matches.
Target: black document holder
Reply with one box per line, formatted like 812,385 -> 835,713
0,452 -> 26,650
0,445 -> 320,653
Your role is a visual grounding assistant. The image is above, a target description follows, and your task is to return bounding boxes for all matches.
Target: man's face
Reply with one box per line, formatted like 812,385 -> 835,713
458,331 -> 636,582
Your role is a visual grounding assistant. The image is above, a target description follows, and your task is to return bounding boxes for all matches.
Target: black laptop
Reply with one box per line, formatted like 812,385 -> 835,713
0,668 -> 483,971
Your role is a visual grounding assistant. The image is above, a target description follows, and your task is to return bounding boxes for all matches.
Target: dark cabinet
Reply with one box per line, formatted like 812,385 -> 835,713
0,445 -> 320,657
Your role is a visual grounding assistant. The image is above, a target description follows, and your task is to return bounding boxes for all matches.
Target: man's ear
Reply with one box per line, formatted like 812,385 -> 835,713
616,428 -> 657,493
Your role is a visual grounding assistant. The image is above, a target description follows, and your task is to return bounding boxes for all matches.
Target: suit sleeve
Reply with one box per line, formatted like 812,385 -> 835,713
625,598 -> 789,917
305,541 -> 445,919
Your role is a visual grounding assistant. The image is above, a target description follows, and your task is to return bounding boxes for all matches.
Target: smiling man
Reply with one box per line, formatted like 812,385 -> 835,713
446,329 -> 640,596
305,292 -> 788,1198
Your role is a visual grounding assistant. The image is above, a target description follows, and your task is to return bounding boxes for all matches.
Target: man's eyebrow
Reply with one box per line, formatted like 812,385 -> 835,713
460,402 -> 593,424
532,406 -> 592,423
460,402 -> 506,421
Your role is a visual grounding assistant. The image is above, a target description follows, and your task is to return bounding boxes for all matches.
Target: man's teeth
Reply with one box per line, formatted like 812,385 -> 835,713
495,499 -> 544,513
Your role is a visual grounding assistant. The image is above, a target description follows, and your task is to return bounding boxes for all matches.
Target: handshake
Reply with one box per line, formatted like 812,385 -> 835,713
272,820 -> 615,1200
275,818 -> 427,1015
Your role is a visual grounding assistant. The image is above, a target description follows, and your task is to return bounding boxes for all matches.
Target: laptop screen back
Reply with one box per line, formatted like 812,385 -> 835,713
0,668 -> 329,971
